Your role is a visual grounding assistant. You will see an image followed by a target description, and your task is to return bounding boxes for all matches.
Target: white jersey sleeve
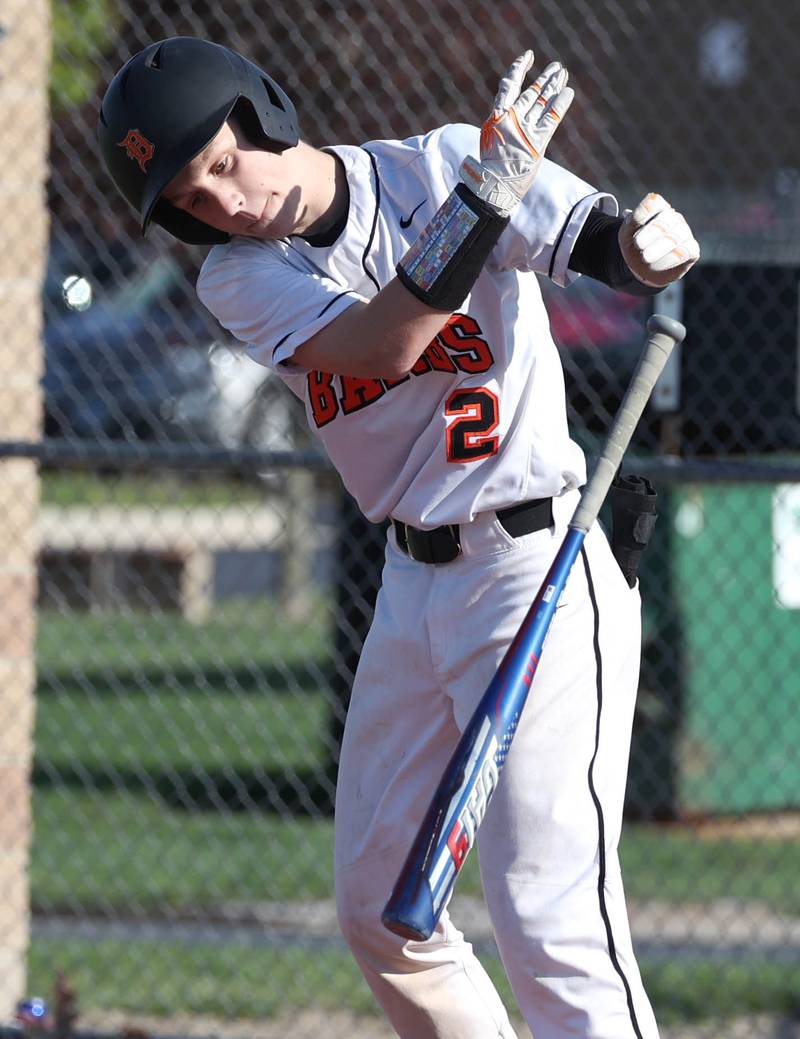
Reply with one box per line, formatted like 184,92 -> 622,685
197,237 -> 363,372
497,165 -> 618,287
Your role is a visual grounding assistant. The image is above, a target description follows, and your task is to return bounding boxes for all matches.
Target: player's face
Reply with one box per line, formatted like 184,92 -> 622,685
163,120 -> 312,239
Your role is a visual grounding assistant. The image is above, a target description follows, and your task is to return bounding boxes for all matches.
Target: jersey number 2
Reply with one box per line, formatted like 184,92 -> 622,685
445,387 -> 500,462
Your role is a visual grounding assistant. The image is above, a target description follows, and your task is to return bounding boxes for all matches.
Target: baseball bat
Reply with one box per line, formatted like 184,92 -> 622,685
382,313 -> 686,942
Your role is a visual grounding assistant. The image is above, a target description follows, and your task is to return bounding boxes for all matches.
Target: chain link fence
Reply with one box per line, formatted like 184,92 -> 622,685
2,0 -> 800,1036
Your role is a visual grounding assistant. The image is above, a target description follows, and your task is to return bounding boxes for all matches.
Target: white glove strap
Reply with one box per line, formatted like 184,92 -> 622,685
459,155 -> 519,218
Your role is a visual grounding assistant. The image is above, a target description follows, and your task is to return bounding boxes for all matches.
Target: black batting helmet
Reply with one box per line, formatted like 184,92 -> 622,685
98,37 -> 299,245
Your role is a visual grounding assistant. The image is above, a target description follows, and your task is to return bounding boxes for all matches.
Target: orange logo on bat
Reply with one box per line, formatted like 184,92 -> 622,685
118,129 -> 155,172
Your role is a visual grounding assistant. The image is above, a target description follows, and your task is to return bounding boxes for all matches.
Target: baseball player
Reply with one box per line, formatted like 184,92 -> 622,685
99,37 -> 698,1039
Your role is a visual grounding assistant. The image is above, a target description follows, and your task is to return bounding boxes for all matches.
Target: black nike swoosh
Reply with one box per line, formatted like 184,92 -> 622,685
400,200 -> 426,229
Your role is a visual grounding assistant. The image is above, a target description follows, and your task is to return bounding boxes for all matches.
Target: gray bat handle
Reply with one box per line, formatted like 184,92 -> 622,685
570,314 -> 686,533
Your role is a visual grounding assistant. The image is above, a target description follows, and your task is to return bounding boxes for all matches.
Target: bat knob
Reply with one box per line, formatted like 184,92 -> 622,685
382,876 -> 437,941
647,313 -> 686,344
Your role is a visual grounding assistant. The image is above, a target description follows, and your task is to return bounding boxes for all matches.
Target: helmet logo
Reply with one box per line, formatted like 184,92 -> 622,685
118,129 -> 155,172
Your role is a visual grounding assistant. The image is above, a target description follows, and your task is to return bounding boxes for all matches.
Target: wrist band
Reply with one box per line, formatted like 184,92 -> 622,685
396,183 -> 509,311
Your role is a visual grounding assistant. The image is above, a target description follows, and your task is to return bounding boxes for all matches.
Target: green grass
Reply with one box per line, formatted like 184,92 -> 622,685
31,789 -> 336,907
643,961 -> 800,1025
33,601 -> 342,910
28,935 -> 800,1025
36,602 -> 335,780
40,471 -> 268,508
32,604 -> 800,916
36,686 -> 332,774
620,824 -> 800,913
37,599 -> 329,677
29,603 -> 800,1027
29,937 -> 380,1019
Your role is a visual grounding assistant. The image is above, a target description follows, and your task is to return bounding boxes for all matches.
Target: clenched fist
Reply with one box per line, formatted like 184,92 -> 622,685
618,193 -> 700,288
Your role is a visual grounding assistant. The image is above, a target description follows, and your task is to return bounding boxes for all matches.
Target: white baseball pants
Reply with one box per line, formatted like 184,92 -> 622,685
334,491 -> 659,1039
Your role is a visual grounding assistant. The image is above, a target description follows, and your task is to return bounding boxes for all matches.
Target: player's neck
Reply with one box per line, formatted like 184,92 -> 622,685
297,146 -> 349,243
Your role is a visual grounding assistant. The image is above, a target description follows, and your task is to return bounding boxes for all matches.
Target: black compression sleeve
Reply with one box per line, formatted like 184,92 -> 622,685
568,208 -> 661,297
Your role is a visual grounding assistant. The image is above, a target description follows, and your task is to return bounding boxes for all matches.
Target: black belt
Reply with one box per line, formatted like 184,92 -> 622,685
393,497 -> 553,564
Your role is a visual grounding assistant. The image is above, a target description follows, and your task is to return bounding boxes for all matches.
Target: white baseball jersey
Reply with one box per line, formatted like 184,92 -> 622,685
197,123 -> 617,527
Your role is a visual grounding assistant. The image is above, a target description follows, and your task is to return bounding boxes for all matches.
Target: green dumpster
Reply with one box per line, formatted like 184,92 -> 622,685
670,481 -> 800,813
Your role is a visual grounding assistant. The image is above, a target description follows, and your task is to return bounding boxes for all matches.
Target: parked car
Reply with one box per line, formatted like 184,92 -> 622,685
42,237 -> 305,454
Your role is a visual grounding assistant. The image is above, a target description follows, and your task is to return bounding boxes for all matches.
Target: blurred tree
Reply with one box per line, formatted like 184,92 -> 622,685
50,0 -> 120,111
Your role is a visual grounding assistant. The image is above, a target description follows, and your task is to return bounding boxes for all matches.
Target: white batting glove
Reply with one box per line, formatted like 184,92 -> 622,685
618,193 -> 700,289
460,52 -> 574,218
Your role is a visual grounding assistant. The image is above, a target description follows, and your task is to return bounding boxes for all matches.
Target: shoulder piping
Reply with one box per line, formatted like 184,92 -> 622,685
317,290 -> 351,318
271,291 -> 352,358
360,149 -> 382,294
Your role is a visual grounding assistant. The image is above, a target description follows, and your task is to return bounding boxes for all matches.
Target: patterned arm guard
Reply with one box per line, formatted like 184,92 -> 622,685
396,184 -> 508,311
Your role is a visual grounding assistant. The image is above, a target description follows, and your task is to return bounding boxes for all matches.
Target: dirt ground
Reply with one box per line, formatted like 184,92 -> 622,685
78,1008 -> 800,1039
